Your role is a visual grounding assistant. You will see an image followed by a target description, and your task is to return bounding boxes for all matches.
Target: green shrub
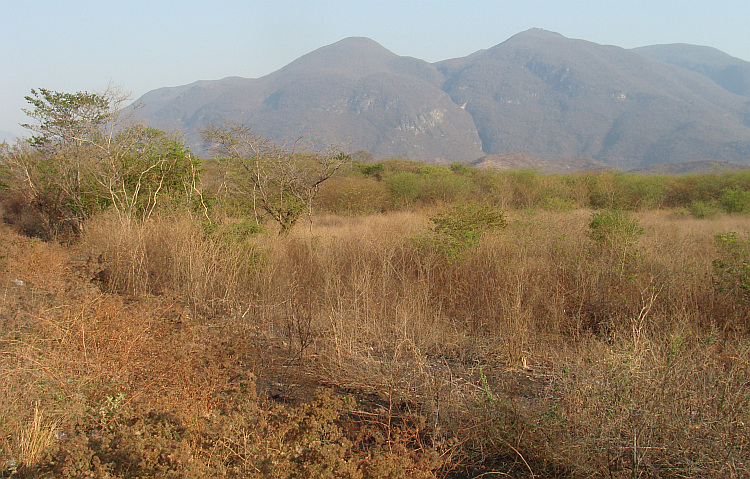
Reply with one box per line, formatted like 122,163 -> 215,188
587,210 -> 644,278
385,172 -> 422,206
588,209 -> 643,248
412,203 -> 507,261
687,200 -> 721,219
713,231 -> 750,309
315,176 -> 390,214
719,187 -> 750,214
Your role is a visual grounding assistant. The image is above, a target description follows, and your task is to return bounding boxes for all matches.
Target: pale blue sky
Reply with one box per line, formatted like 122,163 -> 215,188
2,0 -> 748,136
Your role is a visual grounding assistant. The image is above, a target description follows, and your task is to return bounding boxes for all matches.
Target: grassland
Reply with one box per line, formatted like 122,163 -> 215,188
2,186 -> 750,477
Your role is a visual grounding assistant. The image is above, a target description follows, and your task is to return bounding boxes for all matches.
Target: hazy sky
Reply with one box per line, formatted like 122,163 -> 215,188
2,0 -> 749,136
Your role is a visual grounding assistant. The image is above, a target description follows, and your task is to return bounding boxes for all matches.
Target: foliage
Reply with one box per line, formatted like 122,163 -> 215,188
719,187 -> 750,214
0,88 -> 200,238
687,199 -> 721,219
588,209 -> 643,248
413,203 -> 507,261
381,164 -> 473,209
315,176 -> 391,215
21,88 -> 110,149
588,209 -> 644,278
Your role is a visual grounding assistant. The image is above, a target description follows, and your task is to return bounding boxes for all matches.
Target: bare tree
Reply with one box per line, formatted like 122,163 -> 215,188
201,121 -> 349,233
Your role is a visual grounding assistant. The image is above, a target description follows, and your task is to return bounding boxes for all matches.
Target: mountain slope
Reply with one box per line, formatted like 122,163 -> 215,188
633,44 -> 750,97
438,29 -> 750,169
134,37 -> 483,162
132,30 -> 750,168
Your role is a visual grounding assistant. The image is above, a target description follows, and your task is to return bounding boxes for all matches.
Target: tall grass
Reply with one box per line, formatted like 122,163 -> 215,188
3,208 -> 750,477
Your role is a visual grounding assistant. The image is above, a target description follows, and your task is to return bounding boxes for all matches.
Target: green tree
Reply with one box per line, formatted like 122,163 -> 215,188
1,87 -> 200,237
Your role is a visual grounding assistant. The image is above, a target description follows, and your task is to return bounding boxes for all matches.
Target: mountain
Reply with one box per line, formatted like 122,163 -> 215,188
437,29 -> 750,169
134,37 -> 483,163
132,30 -> 750,169
633,44 -> 750,97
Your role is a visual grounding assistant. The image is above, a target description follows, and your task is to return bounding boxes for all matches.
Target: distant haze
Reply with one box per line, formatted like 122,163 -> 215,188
0,130 -> 18,143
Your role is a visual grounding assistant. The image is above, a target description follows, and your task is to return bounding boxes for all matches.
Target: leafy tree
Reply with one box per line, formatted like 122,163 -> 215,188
22,88 -> 111,149
201,121 -> 349,233
1,87 -> 200,237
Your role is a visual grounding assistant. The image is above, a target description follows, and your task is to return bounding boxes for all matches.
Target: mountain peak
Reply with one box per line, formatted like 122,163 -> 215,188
277,36 -> 397,77
502,28 -> 565,44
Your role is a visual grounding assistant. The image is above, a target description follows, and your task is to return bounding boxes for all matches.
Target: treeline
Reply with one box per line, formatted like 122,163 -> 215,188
315,158 -> 750,216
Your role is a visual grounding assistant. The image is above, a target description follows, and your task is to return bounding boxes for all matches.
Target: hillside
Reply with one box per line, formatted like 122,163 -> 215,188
135,37 -> 483,163
132,29 -> 750,169
472,152 -> 613,173
633,44 -> 750,97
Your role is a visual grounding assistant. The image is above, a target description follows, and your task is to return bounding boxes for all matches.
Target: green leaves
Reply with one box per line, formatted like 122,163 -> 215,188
2,88 -> 201,238
713,231 -> 750,308
413,203 -> 507,261
588,209 -> 643,249
22,88 -> 110,149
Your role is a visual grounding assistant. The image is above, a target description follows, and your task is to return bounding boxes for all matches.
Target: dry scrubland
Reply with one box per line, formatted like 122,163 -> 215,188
1,206 -> 750,478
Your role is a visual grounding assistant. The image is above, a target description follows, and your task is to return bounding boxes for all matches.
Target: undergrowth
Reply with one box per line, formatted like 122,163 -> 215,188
2,209 -> 750,478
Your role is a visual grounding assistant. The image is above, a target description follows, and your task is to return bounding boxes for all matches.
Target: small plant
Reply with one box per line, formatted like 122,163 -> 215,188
94,393 -> 128,431
479,365 -> 496,404
587,209 -> 643,249
412,203 -> 507,261
713,231 -> 750,308
687,200 -> 720,219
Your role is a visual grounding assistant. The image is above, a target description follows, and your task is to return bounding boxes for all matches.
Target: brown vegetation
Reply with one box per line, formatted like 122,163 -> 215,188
2,204 -> 749,477
3,93 -> 750,476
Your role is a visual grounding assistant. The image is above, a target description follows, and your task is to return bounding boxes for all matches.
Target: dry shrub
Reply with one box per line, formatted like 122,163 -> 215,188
16,405 -> 59,474
546,332 -> 750,478
315,176 -> 391,215
4,207 -> 750,477
261,209 -> 750,476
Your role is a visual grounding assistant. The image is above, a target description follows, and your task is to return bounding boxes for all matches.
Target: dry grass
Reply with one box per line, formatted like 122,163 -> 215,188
2,209 -> 750,477
17,405 -> 58,472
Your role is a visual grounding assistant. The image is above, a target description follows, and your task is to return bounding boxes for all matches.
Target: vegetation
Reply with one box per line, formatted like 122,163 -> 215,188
1,88 -> 199,239
201,120 -> 350,233
1,89 -> 750,478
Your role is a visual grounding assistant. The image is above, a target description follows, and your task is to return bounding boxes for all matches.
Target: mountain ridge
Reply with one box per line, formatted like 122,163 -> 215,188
132,29 -> 750,169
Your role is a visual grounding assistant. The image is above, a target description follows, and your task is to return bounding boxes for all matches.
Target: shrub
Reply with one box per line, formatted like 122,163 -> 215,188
713,231 -> 750,313
385,171 -> 422,207
719,187 -> 750,214
588,209 -> 644,279
412,203 -> 507,261
687,200 -> 721,219
588,209 -> 643,249
315,176 -> 390,214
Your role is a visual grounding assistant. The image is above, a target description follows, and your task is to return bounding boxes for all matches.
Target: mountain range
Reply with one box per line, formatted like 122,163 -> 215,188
132,29 -> 750,169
